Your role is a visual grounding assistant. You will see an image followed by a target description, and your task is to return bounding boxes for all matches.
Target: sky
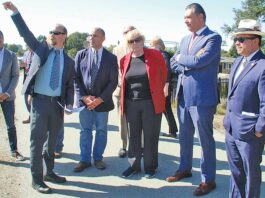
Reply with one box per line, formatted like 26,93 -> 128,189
0,0 -> 243,49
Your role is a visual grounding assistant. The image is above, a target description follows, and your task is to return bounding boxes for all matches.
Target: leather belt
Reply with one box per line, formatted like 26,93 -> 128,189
33,93 -> 60,102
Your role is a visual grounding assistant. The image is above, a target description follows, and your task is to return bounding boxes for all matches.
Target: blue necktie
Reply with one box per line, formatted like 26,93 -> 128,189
90,50 -> 98,89
50,50 -> 60,90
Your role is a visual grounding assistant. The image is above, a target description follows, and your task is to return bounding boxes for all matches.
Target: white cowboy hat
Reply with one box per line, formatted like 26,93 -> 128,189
233,19 -> 265,37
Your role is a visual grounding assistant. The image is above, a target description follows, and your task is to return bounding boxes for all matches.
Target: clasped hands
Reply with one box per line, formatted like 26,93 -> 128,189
82,96 -> 103,110
0,93 -> 9,102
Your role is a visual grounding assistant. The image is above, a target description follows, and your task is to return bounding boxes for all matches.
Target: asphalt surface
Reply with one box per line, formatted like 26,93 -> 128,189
0,74 -> 264,198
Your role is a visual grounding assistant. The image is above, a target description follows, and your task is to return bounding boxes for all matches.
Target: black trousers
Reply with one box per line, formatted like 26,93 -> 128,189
125,99 -> 162,172
163,91 -> 178,134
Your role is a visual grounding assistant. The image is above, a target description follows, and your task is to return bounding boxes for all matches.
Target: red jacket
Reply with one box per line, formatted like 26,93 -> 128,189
120,48 -> 167,115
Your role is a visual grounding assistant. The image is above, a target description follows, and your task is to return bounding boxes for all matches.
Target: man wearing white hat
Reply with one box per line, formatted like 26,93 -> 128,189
224,19 -> 265,198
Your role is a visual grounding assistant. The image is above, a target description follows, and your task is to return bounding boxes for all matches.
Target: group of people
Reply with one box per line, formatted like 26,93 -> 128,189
1,1 -> 264,197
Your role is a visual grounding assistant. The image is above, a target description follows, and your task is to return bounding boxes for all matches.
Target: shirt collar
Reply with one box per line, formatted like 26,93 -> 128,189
244,49 -> 259,62
195,26 -> 207,36
92,47 -> 103,54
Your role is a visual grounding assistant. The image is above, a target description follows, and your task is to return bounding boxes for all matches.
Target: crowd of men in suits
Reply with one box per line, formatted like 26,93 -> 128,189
1,1 -> 264,197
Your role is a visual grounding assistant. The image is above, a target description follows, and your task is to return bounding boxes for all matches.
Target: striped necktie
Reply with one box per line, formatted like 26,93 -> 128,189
90,50 -> 99,89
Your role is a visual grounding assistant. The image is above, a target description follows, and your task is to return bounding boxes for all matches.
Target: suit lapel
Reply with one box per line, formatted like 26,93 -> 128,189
229,51 -> 262,96
96,48 -> 105,80
0,49 -> 8,75
189,27 -> 208,53
233,60 -> 256,87
229,58 -> 241,91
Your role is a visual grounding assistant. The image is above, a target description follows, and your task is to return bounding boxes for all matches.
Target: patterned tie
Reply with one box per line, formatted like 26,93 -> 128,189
90,50 -> 99,89
49,50 -> 60,90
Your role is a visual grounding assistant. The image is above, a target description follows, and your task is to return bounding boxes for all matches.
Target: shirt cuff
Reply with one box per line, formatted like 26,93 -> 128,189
4,92 -> 10,98
11,11 -> 19,16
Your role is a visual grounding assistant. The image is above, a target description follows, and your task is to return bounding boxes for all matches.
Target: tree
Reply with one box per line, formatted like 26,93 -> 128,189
106,44 -> 116,52
65,32 -> 88,58
4,43 -> 24,56
222,0 -> 265,55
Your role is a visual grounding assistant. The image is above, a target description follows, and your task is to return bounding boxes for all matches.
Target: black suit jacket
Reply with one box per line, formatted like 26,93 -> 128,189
11,12 -> 75,106
74,48 -> 118,112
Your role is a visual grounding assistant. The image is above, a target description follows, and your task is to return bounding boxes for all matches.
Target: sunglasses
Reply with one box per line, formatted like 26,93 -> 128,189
49,31 -> 65,35
128,37 -> 142,44
233,37 -> 257,43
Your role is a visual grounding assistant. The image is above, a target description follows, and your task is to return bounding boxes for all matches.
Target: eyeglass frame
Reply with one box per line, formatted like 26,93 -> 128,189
49,31 -> 66,36
127,37 -> 142,44
233,36 -> 258,43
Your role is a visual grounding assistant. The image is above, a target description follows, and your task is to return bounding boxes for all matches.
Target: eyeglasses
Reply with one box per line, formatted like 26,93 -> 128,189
49,31 -> 65,35
128,37 -> 142,44
233,37 -> 257,43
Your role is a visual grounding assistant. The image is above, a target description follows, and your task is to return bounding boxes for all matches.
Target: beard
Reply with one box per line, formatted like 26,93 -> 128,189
51,39 -> 57,46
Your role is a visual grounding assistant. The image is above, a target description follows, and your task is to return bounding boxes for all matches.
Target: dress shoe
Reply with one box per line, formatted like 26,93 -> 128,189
193,181 -> 216,196
122,167 -> 140,178
44,172 -> 66,183
54,152 -> 62,159
32,181 -> 52,194
94,160 -> 106,170
74,161 -> 91,172
22,116 -> 30,124
166,170 -> 192,182
118,148 -> 127,158
144,170 -> 156,179
11,151 -> 25,161
163,133 -> 177,138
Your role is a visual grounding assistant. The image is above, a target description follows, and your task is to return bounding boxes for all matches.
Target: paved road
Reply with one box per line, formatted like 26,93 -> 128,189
1,75 -> 265,198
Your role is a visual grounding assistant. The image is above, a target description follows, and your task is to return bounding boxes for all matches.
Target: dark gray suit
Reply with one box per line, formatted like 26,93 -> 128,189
0,48 -> 19,152
11,12 -> 74,183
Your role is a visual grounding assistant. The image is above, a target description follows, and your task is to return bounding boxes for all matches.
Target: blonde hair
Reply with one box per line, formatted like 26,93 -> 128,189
150,36 -> 165,51
125,29 -> 145,47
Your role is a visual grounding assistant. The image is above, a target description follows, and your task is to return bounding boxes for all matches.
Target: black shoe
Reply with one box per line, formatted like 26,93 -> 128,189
32,181 -> 52,194
22,116 -> 30,124
54,152 -> 62,159
118,148 -> 127,158
74,161 -> 91,172
163,133 -> 177,138
145,170 -> 156,179
122,167 -> 139,178
11,151 -> 25,161
44,172 -> 66,183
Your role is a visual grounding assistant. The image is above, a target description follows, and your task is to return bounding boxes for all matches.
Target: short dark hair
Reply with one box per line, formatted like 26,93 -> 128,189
0,30 -> 3,38
186,3 -> 206,22
95,27 -> 105,37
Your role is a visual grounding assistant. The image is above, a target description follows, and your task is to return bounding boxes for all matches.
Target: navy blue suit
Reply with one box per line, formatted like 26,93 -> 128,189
74,47 -> 118,163
224,50 -> 265,198
171,26 -> 222,183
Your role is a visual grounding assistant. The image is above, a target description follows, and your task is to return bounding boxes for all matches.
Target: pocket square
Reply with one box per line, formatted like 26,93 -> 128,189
242,111 -> 258,117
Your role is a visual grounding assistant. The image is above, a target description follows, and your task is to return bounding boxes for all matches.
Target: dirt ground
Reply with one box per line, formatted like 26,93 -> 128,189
0,115 -> 22,198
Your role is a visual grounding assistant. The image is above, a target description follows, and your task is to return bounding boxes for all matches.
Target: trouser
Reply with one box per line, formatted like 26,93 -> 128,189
163,91 -> 178,134
114,95 -> 128,149
1,100 -> 18,152
30,95 -> 63,183
225,132 -> 264,198
125,99 -> 162,172
79,109 -> 109,162
177,92 -> 216,182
